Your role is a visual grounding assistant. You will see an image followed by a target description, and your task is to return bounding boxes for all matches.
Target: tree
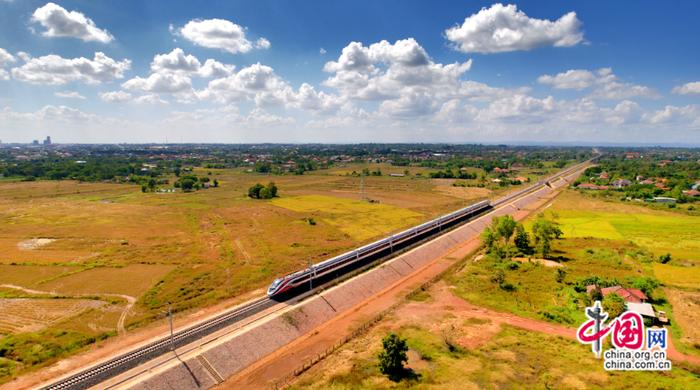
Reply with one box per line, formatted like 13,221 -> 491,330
378,333 -> 408,380
147,178 -> 157,191
248,183 -> 264,199
180,177 -> 195,192
514,224 -> 531,254
496,215 -> 517,247
630,276 -> 659,300
481,227 -> 496,251
248,182 -> 278,199
532,214 -> 563,258
267,182 -> 278,197
602,293 -> 626,319
482,215 -> 525,259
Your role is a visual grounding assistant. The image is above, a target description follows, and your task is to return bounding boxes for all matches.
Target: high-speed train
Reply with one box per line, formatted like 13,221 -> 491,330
267,157 -> 597,298
266,199 -> 490,297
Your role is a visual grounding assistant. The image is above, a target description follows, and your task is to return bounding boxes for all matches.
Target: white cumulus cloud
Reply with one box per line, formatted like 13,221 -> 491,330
672,81 -> 700,95
54,90 -> 85,99
99,90 -> 132,103
255,37 -> 271,49
122,72 -> 192,94
176,18 -> 269,54
323,38 -> 473,103
31,2 -> 114,43
445,3 -> 583,53
0,48 -> 16,65
11,52 -> 130,85
538,68 -> 657,100
151,48 -> 201,73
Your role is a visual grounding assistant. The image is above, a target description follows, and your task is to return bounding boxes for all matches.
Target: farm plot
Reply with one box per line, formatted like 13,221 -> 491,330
0,299 -> 105,334
653,263 -> 700,289
272,194 -> 423,241
543,191 -> 700,262
39,264 -> 175,297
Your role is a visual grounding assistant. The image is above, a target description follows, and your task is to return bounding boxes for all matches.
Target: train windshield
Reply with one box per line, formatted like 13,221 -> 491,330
268,278 -> 283,291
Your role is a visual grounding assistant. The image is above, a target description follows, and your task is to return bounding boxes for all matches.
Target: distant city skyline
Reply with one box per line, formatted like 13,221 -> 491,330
0,1 -> 699,144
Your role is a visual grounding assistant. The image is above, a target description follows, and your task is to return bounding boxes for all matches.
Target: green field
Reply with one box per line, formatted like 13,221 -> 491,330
540,191 -> 700,262
272,195 -> 423,241
449,237 -> 647,326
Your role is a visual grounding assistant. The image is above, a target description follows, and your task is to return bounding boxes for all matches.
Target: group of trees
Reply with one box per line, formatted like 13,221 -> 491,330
174,175 -> 218,192
429,169 -> 477,179
481,213 -> 562,259
248,182 -> 278,199
1,158 -> 165,183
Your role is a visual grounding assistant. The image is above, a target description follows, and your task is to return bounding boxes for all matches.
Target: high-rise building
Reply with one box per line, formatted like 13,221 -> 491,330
43,136 -> 52,145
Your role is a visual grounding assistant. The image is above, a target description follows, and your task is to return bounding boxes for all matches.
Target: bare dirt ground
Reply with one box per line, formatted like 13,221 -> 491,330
291,281 -> 700,388
665,287 -> 700,353
512,256 -> 564,267
16,238 -> 55,250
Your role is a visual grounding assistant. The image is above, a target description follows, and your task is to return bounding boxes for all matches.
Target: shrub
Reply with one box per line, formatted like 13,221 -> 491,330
657,253 -> 672,264
602,293 -> 626,319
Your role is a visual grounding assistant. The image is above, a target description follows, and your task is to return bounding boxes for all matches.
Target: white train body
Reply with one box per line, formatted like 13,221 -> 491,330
267,199 -> 490,297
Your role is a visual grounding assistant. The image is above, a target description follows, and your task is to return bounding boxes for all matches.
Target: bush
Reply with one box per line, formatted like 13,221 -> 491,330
555,268 -> 567,283
657,253 -> 672,264
602,293 -> 626,319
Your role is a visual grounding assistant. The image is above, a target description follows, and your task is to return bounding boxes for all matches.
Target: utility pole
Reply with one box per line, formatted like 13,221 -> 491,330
308,259 -> 314,291
168,302 -> 174,352
360,171 -> 366,201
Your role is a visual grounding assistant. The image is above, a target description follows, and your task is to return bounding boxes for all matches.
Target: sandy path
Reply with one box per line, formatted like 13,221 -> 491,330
0,284 -> 136,335
426,283 -> 700,366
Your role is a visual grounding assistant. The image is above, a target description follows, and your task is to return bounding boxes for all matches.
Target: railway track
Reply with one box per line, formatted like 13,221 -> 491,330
39,157 -> 595,390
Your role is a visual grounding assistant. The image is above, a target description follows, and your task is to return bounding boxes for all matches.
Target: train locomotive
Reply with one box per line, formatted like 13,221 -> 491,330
267,199 -> 490,297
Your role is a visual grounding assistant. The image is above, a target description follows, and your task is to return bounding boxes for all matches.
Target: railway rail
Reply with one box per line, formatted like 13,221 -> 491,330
39,157 -> 595,390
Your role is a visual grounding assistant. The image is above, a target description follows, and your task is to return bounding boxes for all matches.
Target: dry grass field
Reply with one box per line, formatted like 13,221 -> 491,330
0,299 -> 106,334
0,166 -> 507,381
665,289 -> 700,350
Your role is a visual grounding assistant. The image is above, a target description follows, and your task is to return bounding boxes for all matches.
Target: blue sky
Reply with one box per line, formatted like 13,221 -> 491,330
0,1 -> 699,144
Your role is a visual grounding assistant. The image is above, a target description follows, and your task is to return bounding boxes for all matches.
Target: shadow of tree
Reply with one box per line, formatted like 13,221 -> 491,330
386,367 -> 421,383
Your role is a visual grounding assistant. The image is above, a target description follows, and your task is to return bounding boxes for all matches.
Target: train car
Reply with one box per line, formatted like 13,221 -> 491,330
267,199 -> 490,297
